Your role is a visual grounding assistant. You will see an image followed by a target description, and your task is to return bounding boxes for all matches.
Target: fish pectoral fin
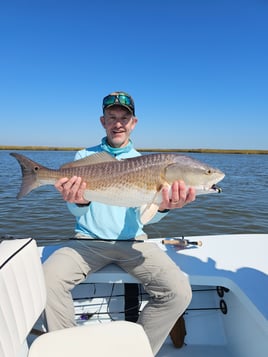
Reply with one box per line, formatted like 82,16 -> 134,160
60,152 -> 117,168
140,203 -> 159,225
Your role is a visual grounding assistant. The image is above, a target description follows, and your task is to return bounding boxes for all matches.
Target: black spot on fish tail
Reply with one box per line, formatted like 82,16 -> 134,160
10,153 -> 44,199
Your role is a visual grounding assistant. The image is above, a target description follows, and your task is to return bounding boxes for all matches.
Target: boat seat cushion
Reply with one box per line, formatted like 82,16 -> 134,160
28,321 -> 154,357
0,238 -> 46,357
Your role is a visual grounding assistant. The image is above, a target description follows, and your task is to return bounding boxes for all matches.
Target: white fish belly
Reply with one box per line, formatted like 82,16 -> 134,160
83,186 -> 160,207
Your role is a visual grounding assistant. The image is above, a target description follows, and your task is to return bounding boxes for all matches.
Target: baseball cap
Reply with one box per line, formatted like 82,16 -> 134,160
102,91 -> 135,115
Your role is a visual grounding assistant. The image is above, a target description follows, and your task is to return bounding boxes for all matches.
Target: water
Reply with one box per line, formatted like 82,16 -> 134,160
1,150 -> 268,245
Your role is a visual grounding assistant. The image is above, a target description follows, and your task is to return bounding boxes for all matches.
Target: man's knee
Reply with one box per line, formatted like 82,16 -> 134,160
43,247 -> 89,290
172,273 -> 192,311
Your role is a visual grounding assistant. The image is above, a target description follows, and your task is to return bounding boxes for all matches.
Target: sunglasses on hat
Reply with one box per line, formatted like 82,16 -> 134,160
102,93 -> 135,115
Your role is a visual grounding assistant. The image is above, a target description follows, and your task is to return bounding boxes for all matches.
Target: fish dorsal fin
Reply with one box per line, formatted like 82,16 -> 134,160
140,203 -> 160,225
60,152 -> 117,169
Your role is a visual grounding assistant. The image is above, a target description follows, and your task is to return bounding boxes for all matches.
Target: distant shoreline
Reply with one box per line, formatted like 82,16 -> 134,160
1,145 -> 268,154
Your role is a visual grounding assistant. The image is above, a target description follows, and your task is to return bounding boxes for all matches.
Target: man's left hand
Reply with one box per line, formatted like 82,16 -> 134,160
158,180 -> 196,211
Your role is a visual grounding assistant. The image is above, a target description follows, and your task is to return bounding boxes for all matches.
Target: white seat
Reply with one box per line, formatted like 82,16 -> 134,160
28,321 -> 153,357
0,238 -> 153,357
0,238 -> 46,357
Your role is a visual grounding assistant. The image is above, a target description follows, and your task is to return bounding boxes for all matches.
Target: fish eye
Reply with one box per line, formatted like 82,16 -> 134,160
206,169 -> 212,175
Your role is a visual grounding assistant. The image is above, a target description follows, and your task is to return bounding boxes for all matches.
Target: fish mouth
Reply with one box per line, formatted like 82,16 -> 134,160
211,184 -> 222,193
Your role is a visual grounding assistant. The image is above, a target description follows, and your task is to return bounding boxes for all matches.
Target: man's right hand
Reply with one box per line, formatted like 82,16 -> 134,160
54,176 -> 90,204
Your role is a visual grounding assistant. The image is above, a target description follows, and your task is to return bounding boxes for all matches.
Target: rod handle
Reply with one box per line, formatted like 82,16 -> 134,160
162,239 -> 202,247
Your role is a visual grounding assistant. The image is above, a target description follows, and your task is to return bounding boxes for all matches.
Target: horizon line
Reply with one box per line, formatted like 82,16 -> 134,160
1,145 -> 268,154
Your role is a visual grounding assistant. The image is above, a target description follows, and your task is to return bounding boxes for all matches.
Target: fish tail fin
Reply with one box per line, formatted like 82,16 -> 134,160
10,153 -> 46,199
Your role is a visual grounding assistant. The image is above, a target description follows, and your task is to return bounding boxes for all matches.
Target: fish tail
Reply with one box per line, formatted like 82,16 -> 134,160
10,153 -> 46,199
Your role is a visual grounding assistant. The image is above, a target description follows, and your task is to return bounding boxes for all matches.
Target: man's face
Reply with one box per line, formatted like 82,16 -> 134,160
100,106 -> 137,148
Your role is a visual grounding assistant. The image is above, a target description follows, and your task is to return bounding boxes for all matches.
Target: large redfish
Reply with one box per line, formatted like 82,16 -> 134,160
10,152 -> 225,224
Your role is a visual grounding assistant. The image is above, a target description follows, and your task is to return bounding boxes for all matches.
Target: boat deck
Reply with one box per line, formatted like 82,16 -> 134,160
74,234 -> 267,324
159,343 -> 229,357
39,234 -> 268,357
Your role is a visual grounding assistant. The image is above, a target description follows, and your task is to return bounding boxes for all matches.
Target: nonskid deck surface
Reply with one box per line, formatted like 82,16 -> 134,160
158,342 -> 229,357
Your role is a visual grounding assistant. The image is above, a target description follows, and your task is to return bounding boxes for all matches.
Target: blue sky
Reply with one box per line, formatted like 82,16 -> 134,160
0,0 -> 267,149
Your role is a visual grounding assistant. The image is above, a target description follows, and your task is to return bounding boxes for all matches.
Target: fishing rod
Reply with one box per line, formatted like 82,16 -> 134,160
1,234 -> 202,248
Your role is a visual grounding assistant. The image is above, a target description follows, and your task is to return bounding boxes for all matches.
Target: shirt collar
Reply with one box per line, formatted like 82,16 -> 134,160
100,137 -> 133,156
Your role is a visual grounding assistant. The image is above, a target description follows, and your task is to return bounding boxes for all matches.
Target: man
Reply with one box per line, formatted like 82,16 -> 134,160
43,91 -> 195,355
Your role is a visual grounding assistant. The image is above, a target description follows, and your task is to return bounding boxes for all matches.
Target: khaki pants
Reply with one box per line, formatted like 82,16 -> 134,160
43,240 -> 192,356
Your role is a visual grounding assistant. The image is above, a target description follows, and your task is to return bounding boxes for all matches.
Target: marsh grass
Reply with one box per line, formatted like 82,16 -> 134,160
1,146 -> 267,154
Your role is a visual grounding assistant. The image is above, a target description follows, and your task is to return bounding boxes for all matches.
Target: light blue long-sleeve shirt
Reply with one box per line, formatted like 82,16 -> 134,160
67,137 -> 169,240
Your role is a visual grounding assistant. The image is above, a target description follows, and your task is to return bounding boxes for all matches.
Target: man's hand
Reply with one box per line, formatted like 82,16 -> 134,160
158,180 -> 196,211
55,176 -> 89,204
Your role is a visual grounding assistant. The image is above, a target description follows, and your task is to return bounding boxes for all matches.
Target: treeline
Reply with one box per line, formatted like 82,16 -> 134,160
1,146 -> 79,151
1,145 -> 268,154
140,148 -> 268,154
